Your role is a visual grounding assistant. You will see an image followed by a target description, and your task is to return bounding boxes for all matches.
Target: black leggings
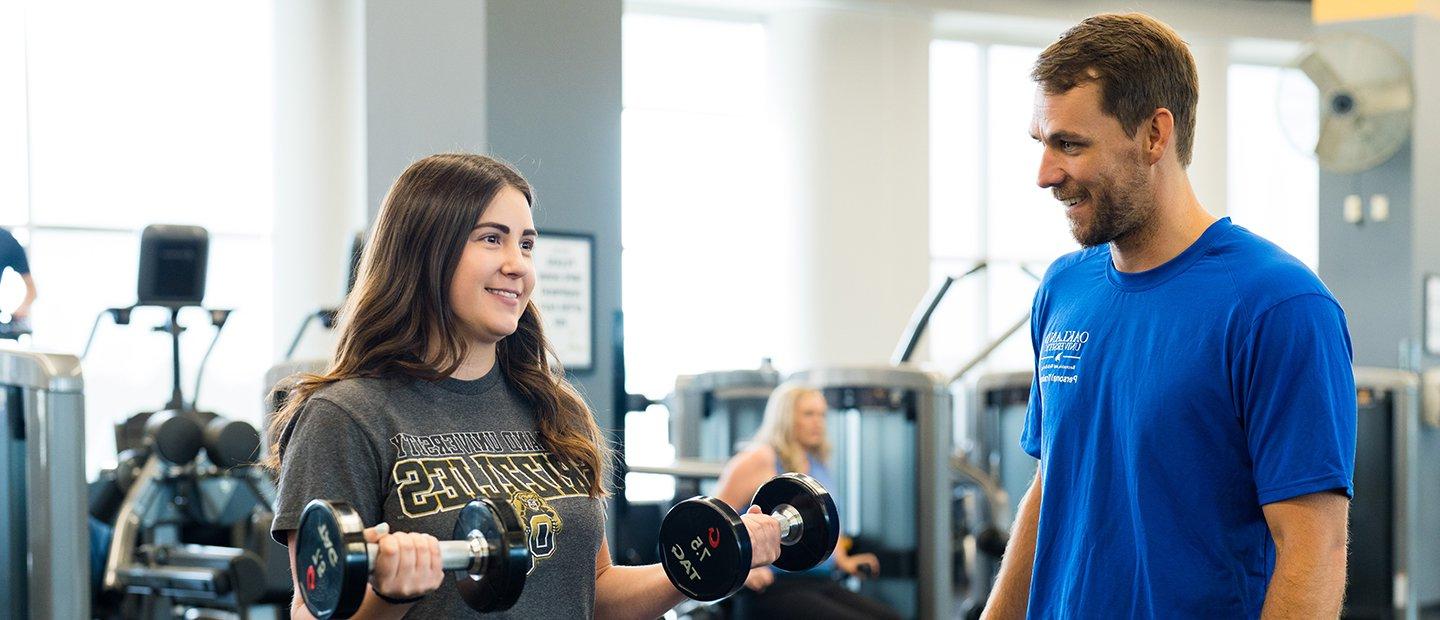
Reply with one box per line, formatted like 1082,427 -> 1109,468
735,576 -> 902,620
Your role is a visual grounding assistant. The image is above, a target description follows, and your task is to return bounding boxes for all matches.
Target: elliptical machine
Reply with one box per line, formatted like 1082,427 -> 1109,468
82,225 -> 234,451
86,225 -> 290,619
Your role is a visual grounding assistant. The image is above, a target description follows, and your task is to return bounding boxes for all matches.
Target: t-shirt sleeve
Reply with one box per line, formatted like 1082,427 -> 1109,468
270,398 -> 385,545
1234,294 -> 1356,505
1020,295 -> 1044,460
0,229 -> 29,274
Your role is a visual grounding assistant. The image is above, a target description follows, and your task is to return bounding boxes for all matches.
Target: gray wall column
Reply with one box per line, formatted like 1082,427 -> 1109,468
365,0 -> 489,219
1317,15 -> 1438,369
485,0 -> 622,428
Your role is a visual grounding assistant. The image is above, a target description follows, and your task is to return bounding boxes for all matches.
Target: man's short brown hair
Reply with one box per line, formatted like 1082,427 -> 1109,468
1032,13 -> 1199,167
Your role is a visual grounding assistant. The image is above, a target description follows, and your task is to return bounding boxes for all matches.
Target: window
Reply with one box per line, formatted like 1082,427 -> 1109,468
1227,63 -> 1319,268
928,41 -> 1069,375
9,1 -> 275,476
622,12 -> 777,500
0,1 -> 25,227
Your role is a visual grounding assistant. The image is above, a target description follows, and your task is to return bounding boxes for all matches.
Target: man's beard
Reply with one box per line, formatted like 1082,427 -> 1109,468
1064,167 -> 1152,248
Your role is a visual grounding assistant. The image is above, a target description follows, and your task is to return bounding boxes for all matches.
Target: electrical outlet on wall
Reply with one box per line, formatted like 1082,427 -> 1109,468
1369,194 -> 1390,222
1343,194 -> 1364,224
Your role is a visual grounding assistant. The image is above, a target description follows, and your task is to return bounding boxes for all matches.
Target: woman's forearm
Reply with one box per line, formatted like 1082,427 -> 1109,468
594,563 -> 689,620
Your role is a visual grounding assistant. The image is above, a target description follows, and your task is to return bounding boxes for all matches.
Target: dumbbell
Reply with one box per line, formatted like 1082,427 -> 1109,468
658,472 -> 840,601
294,497 -> 531,619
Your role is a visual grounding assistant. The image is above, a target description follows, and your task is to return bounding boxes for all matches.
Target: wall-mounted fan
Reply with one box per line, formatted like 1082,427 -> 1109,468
1278,31 -> 1413,174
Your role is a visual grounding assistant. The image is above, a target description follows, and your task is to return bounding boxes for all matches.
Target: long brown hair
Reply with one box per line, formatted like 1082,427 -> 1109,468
265,153 -> 610,497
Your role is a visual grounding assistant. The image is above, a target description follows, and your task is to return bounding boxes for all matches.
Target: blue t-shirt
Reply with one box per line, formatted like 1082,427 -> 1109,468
0,228 -> 29,275
1020,218 -> 1356,618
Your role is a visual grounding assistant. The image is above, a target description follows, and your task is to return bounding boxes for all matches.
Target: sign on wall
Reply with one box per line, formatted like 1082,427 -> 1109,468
1427,274 -> 1440,356
532,232 -> 594,371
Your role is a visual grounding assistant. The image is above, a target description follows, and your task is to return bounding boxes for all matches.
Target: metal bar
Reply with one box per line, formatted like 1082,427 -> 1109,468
625,459 -> 728,480
167,307 -> 185,410
949,311 -> 1031,385
105,456 -> 165,591
918,384 -> 953,619
6,351 -> 87,620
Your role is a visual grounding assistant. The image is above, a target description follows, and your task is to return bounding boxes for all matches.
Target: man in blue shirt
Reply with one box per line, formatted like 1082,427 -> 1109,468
982,13 -> 1355,619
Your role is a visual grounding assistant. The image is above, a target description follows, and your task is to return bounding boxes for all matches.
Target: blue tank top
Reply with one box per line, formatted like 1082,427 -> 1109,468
767,450 -> 838,576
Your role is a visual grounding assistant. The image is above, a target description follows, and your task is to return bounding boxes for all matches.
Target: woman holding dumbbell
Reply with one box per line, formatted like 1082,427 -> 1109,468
267,153 -> 782,619
714,382 -> 900,619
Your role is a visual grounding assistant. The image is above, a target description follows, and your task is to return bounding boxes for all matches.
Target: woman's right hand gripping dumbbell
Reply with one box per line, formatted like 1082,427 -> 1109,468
290,522 -> 445,619
363,523 -> 445,606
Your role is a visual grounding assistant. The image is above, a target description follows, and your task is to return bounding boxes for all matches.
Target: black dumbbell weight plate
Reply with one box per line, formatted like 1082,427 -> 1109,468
751,473 -> 839,572
296,500 -> 369,619
657,496 -> 749,601
454,497 -> 531,612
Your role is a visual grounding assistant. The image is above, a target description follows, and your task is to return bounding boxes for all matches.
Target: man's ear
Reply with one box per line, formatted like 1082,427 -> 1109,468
1145,108 -> 1174,165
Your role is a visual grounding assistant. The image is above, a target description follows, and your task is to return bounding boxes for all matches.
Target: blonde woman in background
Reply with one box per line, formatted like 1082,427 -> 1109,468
714,381 -> 900,619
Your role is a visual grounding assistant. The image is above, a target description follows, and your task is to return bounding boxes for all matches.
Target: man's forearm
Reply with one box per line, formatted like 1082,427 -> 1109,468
1260,542 -> 1346,618
1260,492 -> 1349,618
981,471 -> 1042,620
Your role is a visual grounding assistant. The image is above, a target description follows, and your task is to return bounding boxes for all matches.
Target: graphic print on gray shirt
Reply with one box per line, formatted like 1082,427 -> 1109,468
271,364 -> 604,618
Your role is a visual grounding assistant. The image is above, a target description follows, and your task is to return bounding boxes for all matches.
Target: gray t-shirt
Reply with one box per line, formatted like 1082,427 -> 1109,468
271,365 -> 604,618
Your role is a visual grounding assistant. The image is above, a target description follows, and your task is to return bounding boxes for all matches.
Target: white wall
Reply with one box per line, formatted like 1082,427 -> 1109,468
273,0 -> 368,361
771,5 -> 933,367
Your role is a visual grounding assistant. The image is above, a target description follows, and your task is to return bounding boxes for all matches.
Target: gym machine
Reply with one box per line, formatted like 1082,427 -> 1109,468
81,225 -> 236,453
0,349 -> 88,619
668,361 -> 783,468
789,366 -> 952,620
91,407 -> 289,619
951,370 -> 1034,619
1345,368 -> 1440,618
613,361 -> 780,566
83,224 -> 289,618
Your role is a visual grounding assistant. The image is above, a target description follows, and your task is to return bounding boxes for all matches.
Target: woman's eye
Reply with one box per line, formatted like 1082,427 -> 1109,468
521,239 -> 535,251
479,233 -> 500,244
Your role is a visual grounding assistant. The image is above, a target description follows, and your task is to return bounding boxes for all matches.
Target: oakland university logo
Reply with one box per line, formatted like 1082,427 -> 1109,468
510,491 -> 563,573
1039,329 -> 1089,384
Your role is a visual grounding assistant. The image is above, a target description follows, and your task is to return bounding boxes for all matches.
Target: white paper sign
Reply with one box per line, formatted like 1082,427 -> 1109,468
532,235 -> 593,370
1427,275 -> 1440,356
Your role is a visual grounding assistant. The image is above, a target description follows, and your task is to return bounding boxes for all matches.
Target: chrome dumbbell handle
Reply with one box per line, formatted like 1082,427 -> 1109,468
362,529 -> 491,574
771,504 -> 804,546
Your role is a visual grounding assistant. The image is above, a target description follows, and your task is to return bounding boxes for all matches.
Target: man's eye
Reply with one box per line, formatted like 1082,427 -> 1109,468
521,239 -> 535,251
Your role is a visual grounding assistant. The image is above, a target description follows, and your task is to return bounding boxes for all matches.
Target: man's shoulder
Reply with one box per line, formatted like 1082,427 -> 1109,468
1039,245 -> 1108,288
1210,224 -> 1337,315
